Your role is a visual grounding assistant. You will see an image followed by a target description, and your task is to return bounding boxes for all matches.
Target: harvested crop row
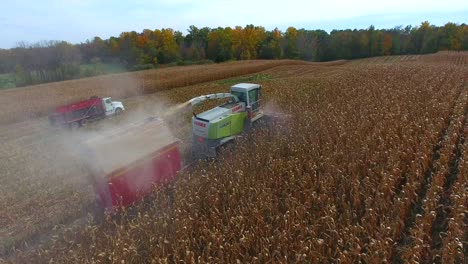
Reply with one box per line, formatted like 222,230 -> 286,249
349,67 -> 453,261
399,87 -> 467,263
440,120 -> 467,263
419,51 -> 468,67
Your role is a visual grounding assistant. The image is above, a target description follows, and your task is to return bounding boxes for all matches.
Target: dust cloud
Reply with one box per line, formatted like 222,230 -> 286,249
69,95 -> 196,209
0,73 -> 193,255
162,101 -> 191,118
263,100 -> 291,120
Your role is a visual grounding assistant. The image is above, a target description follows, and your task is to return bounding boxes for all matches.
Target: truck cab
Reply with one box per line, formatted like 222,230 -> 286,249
230,83 -> 263,122
102,97 -> 125,116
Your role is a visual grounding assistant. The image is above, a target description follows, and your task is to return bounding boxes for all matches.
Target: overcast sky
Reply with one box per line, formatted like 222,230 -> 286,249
1,0 -> 467,49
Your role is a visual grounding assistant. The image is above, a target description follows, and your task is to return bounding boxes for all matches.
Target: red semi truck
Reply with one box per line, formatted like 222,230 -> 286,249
83,117 -> 181,209
49,97 -> 125,129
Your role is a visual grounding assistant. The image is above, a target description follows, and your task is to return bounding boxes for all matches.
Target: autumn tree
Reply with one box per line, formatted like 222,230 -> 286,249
462,24 -> 468,50
368,25 -> 382,56
284,27 -> 299,59
328,30 -> 353,59
359,30 -> 370,57
411,21 -> 437,53
118,31 -> 143,66
157,28 -> 180,63
390,27 -> 403,55
259,28 -> 283,59
296,29 -> 315,60
439,22 -> 463,50
231,25 -> 266,60
382,32 -> 393,55
207,27 -> 233,62
2,21 -> 468,87
400,25 -> 416,54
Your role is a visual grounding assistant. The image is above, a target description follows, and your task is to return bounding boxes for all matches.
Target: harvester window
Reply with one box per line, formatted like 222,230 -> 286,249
231,91 -> 246,103
249,89 -> 258,103
249,89 -> 260,110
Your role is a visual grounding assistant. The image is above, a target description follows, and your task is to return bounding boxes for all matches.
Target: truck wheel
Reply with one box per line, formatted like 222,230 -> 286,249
48,116 -> 56,126
80,119 -> 88,127
115,108 -> 123,115
69,122 -> 80,130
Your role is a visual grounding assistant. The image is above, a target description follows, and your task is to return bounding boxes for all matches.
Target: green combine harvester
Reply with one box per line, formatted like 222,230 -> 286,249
189,83 -> 264,157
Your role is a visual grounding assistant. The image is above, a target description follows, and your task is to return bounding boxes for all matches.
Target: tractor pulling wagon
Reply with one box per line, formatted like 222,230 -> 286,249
48,96 -> 124,129
84,83 -> 267,209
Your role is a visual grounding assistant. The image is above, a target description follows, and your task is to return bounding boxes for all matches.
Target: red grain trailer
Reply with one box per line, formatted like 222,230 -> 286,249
83,117 -> 181,209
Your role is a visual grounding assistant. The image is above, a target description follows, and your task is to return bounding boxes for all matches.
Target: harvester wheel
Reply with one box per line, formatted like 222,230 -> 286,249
217,139 -> 236,156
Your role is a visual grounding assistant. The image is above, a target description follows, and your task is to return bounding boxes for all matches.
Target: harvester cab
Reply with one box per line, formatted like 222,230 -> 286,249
230,83 -> 264,123
188,83 -> 264,158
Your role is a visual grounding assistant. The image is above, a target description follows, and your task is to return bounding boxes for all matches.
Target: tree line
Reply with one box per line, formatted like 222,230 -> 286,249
0,21 -> 467,87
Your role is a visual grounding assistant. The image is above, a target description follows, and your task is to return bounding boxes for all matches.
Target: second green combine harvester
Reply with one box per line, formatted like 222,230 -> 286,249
189,83 -> 264,157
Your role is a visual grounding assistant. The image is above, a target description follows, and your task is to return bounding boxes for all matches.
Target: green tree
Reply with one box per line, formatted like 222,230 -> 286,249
207,27 -> 233,62
14,64 -> 30,86
185,26 -> 210,60
157,28 -> 180,63
439,22 -> 463,50
259,28 -> 283,59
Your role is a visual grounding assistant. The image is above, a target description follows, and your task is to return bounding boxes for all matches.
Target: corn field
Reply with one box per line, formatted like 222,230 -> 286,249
3,52 -> 468,263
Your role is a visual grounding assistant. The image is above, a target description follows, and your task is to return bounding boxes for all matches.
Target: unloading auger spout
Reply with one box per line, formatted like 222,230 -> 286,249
188,93 -> 239,106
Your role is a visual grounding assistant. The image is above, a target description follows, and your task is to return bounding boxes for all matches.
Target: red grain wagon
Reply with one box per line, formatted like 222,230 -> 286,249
83,117 -> 181,209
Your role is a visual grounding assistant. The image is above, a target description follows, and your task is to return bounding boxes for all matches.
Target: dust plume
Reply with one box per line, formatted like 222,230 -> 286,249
162,101 -> 191,118
0,71 -> 181,256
